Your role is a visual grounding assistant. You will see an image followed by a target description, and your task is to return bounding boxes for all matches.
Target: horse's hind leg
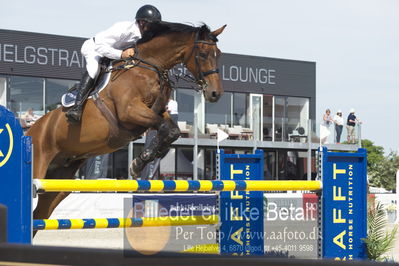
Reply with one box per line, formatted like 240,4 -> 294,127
33,159 -> 85,237
33,192 -> 70,238
130,118 -> 180,178
33,192 -> 70,221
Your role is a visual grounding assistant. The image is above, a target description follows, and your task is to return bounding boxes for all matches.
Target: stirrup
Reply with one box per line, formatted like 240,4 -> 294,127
66,106 -> 83,123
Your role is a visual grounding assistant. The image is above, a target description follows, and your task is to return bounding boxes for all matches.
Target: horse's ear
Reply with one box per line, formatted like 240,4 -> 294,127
211,25 -> 227,37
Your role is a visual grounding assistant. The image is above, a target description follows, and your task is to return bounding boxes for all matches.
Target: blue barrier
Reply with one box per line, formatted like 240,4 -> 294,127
217,148 -> 368,259
0,105 -> 32,244
219,149 -> 265,256
322,147 -> 367,259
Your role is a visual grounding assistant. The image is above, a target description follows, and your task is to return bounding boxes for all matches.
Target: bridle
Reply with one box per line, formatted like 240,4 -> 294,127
183,31 -> 219,90
108,29 -> 219,91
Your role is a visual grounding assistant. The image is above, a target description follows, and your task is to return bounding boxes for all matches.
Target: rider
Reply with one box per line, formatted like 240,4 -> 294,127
66,4 -> 162,123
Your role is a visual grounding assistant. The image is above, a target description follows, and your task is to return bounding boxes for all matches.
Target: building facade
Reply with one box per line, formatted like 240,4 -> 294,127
0,29 -> 357,181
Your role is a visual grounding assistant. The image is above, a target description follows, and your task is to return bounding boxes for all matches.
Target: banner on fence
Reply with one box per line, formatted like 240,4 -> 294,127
219,149 -> 265,256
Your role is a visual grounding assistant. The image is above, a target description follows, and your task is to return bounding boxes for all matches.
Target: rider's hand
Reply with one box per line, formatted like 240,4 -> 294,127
121,48 -> 135,59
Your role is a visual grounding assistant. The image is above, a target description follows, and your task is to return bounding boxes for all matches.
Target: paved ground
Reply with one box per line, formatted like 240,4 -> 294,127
34,228 -> 125,249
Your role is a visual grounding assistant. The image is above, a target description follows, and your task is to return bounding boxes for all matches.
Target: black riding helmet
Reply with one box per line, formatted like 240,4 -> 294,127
135,5 -> 162,22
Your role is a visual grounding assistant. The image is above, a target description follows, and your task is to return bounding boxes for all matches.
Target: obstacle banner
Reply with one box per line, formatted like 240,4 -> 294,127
263,193 -> 319,259
219,150 -> 264,256
0,106 -> 32,244
131,194 -> 217,217
322,147 -> 367,260
125,194 -> 218,254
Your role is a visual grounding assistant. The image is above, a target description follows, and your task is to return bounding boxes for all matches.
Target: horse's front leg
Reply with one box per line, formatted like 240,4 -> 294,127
130,114 -> 180,178
155,113 -> 180,158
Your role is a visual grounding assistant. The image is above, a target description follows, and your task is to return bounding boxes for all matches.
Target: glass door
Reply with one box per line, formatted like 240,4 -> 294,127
249,94 -> 263,141
263,95 -> 273,141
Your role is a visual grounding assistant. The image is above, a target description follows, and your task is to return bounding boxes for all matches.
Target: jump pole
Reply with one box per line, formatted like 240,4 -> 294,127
33,179 -> 323,193
33,215 -> 218,230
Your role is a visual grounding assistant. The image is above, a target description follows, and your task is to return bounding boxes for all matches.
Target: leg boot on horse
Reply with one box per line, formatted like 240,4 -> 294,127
130,118 -> 180,178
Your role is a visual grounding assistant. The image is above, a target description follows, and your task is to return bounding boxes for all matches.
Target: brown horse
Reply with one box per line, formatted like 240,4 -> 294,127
27,21 -> 226,223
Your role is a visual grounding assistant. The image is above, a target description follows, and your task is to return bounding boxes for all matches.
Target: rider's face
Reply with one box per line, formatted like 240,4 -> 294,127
138,20 -> 148,35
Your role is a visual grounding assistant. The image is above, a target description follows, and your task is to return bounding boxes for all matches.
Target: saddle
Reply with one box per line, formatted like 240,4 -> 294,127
61,58 -> 112,107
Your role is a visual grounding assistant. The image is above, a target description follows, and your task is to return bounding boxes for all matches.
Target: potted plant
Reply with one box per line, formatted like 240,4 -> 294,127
363,201 -> 398,261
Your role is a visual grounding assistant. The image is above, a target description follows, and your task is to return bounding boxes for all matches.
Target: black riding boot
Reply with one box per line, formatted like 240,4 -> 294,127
66,72 -> 95,123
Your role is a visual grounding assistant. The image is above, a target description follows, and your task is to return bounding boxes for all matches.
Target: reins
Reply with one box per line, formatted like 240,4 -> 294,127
105,28 -> 219,92
107,55 -> 170,92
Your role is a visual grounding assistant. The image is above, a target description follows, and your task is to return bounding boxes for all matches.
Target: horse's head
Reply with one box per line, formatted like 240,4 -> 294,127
135,22 -> 226,102
184,25 -> 226,102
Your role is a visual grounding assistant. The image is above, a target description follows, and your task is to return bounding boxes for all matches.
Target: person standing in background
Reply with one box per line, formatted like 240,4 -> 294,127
22,108 -> 39,128
333,110 -> 344,143
320,108 -> 333,144
346,108 -> 361,144
166,96 -> 178,124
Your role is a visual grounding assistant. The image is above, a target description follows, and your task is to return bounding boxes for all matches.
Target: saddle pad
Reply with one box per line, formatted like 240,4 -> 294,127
61,71 -> 111,108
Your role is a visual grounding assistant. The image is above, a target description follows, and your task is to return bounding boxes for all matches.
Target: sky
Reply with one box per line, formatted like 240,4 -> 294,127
2,0 -> 398,153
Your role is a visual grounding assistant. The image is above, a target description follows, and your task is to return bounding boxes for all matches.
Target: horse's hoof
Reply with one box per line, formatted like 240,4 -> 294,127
129,159 -> 141,178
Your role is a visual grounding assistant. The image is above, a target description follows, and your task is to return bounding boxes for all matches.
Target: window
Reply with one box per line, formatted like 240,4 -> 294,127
176,147 -> 193,179
176,88 -> 194,125
263,95 -> 273,141
274,96 -> 309,141
0,76 -> 6,106
233,93 -> 247,127
160,148 -> 176,179
277,150 -> 315,180
197,149 -> 206,180
286,97 -> 309,138
205,149 -> 217,180
274,97 -> 285,141
46,78 -> 77,112
277,150 -> 299,180
298,151 -> 317,180
205,92 -> 232,126
8,76 -> 44,117
264,150 -> 276,179
111,148 -> 128,179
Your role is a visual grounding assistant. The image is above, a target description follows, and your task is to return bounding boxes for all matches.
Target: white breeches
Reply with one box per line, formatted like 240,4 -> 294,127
81,39 -> 102,79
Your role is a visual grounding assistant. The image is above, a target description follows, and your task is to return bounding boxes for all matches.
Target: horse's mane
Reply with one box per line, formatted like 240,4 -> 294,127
137,21 -> 218,44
